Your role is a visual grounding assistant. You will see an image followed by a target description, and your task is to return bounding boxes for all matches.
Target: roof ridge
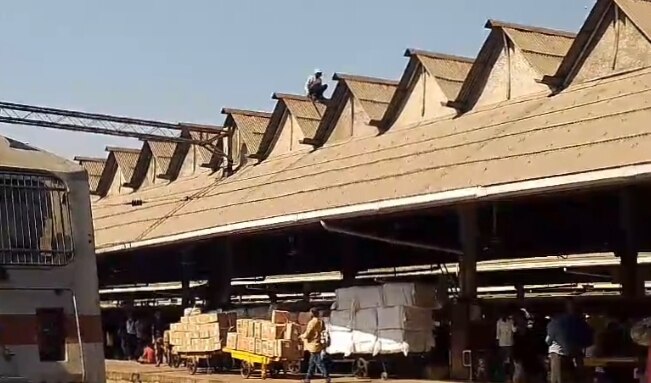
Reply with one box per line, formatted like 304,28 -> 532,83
74,156 -> 106,162
221,108 -> 273,119
178,123 -> 225,133
485,19 -> 577,38
518,48 -> 568,60
332,73 -> 399,86
404,49 -> 475,63
146,140 -> 175,145
105,146 -> 140,154
272,93 -> 314,102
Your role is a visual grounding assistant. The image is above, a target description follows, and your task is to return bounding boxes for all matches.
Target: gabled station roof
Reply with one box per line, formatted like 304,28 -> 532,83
89,0 -> 651,253
451,20 -> 575,112
254,93 -> 326,159
376,49 -> 473,130
547,0 -> 651,87
221,108 -> 272,156
309,73 -> 398,145
405,50 -> 474,100
105,146 -> 139,185
75,156 -> 106,194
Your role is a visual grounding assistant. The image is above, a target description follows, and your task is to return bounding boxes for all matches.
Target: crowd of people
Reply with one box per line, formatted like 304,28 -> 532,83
101,299 -> 651,382
489,298 -> 646,383
105,310 -> 167,365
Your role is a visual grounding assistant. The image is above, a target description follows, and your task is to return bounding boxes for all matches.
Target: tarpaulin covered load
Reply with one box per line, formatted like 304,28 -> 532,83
334,282 -> 444,310
326,283 -> 436,356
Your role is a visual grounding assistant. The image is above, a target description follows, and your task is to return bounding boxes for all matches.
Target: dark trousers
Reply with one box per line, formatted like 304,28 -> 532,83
126,334 -> 138,359
305,351 -> 330,382
308,83 -> 328,100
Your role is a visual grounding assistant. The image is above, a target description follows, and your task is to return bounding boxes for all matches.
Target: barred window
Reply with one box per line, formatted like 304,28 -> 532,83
0,171 -> 74,265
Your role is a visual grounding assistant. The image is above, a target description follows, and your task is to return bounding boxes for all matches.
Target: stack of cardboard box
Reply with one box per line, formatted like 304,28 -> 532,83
169,312 -> 237,353
225,310 -> 303,360
327,283 -> 437,356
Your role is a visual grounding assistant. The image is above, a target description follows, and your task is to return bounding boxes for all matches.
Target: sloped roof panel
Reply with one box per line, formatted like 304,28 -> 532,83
109,148 -> 139,182
94,67 -> 651,251
344,80 -> 397,104
551,0 -> 651,86
283,98 -> 327,122
501,26 -> 575,77
76,157 -> 105,192
617,0 -> 651,42
359,100 -> 392,121
148,141 -> 176,174
295,118 -> 320,139
231,113 -> 269,153
188,131 -> 218,163
417,54 -> 474,82
503,27 -> 575,57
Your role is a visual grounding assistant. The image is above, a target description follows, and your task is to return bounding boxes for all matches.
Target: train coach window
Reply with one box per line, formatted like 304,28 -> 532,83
0,172 -> 74,265
36,308 -> 66,361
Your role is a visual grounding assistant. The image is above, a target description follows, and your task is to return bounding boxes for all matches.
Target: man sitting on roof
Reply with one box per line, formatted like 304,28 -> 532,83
305,69 -> 328,101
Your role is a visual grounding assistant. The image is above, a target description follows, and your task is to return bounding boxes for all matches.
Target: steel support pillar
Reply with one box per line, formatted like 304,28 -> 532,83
206,241 -> 234,310
515,284 -> 525,301
450,205 -> 480,380
458,206 -> 479,299
617,189 -> 643,298
181,248 -> 195,308
341,238 -> 357,287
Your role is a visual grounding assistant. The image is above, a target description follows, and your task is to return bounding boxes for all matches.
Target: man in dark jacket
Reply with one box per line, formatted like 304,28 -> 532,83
546,298 -> 593,383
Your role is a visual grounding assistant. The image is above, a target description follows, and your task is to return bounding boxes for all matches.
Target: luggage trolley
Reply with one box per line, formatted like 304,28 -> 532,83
225,348 -> 301,379
169,348 -> 231,375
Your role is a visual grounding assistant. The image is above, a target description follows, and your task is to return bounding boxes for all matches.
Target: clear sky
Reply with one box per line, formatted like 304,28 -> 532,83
0,0 -> 593,159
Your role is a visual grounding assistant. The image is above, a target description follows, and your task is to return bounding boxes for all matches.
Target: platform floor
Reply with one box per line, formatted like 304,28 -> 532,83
105,360 -> 454,383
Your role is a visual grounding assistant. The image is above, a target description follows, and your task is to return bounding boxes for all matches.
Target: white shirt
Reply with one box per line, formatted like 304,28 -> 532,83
305,75 -> 322,94
496,318 -> 514,347
546,335 -> 566,355
126,319 -> 136,335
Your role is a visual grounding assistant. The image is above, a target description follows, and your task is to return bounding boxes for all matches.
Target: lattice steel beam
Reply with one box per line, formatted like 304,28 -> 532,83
0,100 -> 228,152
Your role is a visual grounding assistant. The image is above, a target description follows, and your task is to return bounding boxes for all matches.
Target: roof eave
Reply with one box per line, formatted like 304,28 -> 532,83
221,108 -> 273,119
485,19 -> 577,38
332,73 -> 399,86
404,48 -> 475,63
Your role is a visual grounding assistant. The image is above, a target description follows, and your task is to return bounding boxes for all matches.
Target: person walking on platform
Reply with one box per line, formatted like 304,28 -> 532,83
125,314 -> 138,360
300,308 -> 331,383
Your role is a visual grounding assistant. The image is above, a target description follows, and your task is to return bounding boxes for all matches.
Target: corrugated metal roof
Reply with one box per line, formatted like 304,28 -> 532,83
257,94 -> 327,157
230,113 -> 270,154
454,21 -> 574,110
500,26 -> 575,77
283,97 -> 327,138
552,0 -> 651,85
187,131 -> 218,164
148,141 -> 176,175
377,51 -> 474,130
93,66 -> 651,250
416,54 -> 474,100
310,74 -> 398,143
75,157 -> 105,192
107,147 -> 139,182
617,0 -> 651,42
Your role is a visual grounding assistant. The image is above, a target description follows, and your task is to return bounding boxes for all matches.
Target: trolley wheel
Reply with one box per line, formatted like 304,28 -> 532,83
353,357 -> 369,378
188,358 -> 198,375
171,355 -> 181,368
381,372 -> 389,380
241,361 -> 253,379
286,360 -> 301,375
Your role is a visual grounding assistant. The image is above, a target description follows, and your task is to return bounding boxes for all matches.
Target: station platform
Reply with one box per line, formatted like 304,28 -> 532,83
105,360 -> 454,383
